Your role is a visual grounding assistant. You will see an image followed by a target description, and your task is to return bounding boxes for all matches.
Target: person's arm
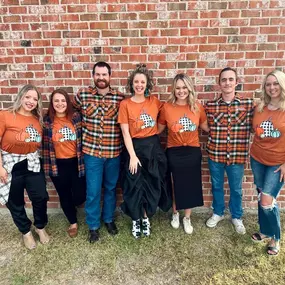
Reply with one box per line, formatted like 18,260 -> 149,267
157,123 -> 166,134
120,124 -> 141,175
72,89 -> 82,110
274,163 -> 285,182
0,138 -> 8,184
200,120 -> 209,132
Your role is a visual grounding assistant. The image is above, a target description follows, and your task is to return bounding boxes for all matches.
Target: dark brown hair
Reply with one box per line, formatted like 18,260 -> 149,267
47,89 -> 74,121
218,67 -> 238,83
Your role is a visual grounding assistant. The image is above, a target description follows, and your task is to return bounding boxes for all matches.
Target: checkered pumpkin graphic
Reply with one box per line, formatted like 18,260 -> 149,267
177,115 -> 197,133
24,124 -> 41,142
138,111 -> 155,129
57,126 -> 76,142
258,117 -> 281,139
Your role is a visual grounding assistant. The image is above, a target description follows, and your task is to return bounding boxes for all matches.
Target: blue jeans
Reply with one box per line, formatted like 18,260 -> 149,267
250,156 -> 283,241
84,154 -> 120,230
208,158 -> 244,219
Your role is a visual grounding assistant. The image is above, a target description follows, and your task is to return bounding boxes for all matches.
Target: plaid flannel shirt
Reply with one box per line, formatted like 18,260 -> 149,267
73,86 -> 125,158
42,112 -> 85,177
205,95 -> 254,165
0,150 -> 40,205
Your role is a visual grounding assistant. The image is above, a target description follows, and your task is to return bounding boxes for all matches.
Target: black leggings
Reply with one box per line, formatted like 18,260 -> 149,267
6,159 -> 49,235
50,158 -> 86,225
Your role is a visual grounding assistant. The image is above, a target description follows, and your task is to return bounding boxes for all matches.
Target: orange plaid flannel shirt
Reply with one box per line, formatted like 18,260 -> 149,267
73,86 -> 125,158
205,95 -> 254,165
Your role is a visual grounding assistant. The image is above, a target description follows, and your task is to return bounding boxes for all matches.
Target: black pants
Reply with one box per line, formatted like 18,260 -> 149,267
50,158 -> 86,224
6,159 -> 49,235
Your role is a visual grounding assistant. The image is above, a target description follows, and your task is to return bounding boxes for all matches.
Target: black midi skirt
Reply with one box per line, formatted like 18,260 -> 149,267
166,146 -> 203,210
121,135 -> 172,220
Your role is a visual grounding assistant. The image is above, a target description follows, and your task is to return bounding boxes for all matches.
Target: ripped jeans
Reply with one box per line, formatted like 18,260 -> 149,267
250,156 -> 284,241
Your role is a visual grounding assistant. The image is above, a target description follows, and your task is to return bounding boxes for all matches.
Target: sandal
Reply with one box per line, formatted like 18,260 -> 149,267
35,228 -> 50,244
267,240 -> 280,256
251,232 -> 269,243
23,231 -> 36,250
67,224 -> 78,238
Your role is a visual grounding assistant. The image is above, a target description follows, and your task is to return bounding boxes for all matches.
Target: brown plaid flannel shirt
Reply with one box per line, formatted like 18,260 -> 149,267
73,86 -> 125,158
205,95 -> 254,165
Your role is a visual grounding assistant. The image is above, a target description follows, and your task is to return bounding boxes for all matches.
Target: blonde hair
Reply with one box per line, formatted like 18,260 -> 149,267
168,73 -> 198,113
257,70 -> 285,112
8,84 -> 43,125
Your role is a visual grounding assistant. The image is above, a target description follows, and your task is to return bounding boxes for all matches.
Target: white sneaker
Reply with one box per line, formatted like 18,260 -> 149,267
183,217 -> 193,234
232,218 -> 246,235
206,214 -> 224,228
132,219 -> 141,239
171,212 -> 180,229
142,217 -> 151,237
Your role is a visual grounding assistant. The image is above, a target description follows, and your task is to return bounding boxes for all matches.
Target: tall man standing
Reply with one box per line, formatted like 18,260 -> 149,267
73,62 -> 124,242
205,67 -> 254,234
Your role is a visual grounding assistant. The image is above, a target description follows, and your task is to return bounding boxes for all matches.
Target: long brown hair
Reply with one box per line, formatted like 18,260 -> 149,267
47,89 -> 74,121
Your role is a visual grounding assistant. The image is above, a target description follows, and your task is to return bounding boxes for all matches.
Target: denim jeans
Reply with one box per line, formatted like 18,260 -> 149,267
250,156 -> 284,241
208,158 -> 244,219
84,154 -> 120,230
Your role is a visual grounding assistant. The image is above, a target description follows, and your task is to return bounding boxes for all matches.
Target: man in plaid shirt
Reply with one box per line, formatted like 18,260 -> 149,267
205,67 -> 254,234
73,62 -> 124,242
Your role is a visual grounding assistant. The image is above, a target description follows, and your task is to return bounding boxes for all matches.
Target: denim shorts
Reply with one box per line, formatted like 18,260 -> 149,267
250,156 -> 284,198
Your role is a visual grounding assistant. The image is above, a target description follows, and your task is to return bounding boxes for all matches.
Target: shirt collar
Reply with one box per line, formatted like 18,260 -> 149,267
217,93 -> 241,104
89,86 -> 116,96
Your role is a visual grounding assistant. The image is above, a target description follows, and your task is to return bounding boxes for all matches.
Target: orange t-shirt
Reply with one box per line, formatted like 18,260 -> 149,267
118,96 -> 162,138
158,102 -> 207,148
250,106 -> 285,165
0,111 -> 42,154
52,116 -> 77,159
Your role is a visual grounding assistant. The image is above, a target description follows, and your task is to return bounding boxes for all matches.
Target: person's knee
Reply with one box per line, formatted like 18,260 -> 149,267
260,193 -> 275,209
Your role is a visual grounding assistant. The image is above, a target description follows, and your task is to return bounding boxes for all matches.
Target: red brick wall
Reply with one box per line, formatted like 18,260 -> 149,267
1,0 -> 285,209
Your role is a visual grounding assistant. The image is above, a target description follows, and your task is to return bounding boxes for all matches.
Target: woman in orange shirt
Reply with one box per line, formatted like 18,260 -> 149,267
158,73 -> 209,234
250,70 -> 285,256
118,64 -> 171,238
42,89 -> 86,238
0,84 -> 49,250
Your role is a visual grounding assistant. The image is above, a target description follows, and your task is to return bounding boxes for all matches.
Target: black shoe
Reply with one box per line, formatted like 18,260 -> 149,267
105,221 -> 118,236
89,229 -> 99,243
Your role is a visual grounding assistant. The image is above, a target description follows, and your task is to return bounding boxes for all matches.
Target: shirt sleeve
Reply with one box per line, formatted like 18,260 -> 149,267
73,89 -> 82,110
158,104 -> 166,125
117,100 -> 129,124
0,111 -> 6,139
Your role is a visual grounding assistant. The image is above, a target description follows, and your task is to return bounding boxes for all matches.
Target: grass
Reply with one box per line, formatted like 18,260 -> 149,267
1,209 -> 285,285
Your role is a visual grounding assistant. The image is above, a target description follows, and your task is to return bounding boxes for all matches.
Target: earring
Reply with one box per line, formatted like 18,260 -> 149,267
144,88 -> 149,97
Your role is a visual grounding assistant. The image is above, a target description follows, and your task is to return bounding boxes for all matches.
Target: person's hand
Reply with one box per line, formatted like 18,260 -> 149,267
129,155 -> 142,175
0,166 -> 8,184
274,163 -> 285,182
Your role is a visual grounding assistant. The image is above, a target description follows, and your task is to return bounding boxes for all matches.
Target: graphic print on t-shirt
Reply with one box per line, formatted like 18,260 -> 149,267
15,124 -> 42,143
135,109 -> 156,130
255,117 -> 281,139
171,114 -> 197,133
53,125 -> 76,142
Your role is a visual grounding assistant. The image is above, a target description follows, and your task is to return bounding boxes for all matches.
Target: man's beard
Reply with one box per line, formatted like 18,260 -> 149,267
95,79 -> 110,89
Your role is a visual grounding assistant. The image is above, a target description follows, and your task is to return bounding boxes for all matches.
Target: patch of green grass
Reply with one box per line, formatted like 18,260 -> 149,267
1,210 -> 285,285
